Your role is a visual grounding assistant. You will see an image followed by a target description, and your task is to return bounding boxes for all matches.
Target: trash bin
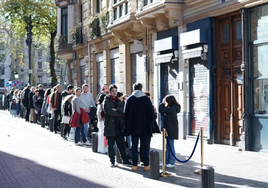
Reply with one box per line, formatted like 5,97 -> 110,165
92,132 -> 98,152
149,150 -> 159,180
40,115 -> 45,128
201,166 -> 214,188
49,118 -> 53,132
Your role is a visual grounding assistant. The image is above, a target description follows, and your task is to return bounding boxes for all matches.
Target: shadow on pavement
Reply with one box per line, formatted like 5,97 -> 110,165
0,150 -> 108,188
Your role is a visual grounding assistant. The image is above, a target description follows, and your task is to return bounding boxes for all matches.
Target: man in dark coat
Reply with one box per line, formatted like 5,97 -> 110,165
22,84 -> 31,121
124,83 -> 154,171
38,84 -> 45,98
103,84 -> 131,167
28,87 -> 36,123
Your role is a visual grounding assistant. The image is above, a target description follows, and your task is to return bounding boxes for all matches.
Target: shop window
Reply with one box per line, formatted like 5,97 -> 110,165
253,44 -> 268,78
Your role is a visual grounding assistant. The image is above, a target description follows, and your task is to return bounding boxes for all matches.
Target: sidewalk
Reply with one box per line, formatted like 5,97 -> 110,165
0,110 -> 268,188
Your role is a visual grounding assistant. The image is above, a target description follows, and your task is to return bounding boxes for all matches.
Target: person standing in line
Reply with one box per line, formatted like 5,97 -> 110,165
28,87 -> 36,123
124,83 -> 154,171
38,84 -> 45,98
41,88 -> 51,126
22,84 -> 31,122
10,98 -> 17,117
80,84 -> 95,142
72,88 -> 91,146
103,84 -> 131,167
62,94 -> 74,139
12,89 -> 20,116
158,95 -> 181,168
33,89 -> 43,124
96,94 -> 108,153
50,84 -> 62,134
95,84 -> 109,104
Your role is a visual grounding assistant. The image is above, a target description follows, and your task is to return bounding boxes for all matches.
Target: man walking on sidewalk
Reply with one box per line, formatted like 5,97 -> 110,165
103,84 -> 131,167
124,83 -> 154,171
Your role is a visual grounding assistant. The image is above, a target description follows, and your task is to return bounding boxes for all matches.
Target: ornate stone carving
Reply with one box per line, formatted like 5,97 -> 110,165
140,18 -> 156,33
154,14 -> 169,30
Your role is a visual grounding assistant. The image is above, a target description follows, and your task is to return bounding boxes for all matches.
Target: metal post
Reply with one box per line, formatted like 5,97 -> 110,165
160,128 -> 172,177
195,127 -> 204,174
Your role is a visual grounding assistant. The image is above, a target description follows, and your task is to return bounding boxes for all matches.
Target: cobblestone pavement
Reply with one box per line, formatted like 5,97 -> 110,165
0,110 -> 268,188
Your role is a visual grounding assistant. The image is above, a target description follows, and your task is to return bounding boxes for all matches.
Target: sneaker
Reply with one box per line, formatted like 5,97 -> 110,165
143,166 -> 150,171
84,141 -> 92,146
166,163 -> 175,168
78,142 -> 83,146
123,160 -> 132,166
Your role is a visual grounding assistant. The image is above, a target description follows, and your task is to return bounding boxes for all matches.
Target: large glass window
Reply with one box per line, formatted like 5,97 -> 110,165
61,8 -> 68,35
250,4 -> 268,114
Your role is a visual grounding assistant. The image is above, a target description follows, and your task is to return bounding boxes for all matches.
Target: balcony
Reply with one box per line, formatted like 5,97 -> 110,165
87,17 -> 101,41
135,0 -> 183,32
56,35 -> 74,60
108,0 -> 145,42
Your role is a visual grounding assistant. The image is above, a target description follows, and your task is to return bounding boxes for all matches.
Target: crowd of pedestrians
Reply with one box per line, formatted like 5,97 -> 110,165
5,82 -> 181,171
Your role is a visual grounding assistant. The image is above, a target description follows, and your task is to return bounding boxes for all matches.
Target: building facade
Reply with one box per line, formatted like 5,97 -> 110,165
56,0 -> 268,152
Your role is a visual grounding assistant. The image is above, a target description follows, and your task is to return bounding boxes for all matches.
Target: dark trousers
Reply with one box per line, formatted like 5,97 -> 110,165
131,135 -> 151,166
107,128 -> 128,164
63,124 -> 71,137
25,107 -> 30,121
53,110 -> 60,132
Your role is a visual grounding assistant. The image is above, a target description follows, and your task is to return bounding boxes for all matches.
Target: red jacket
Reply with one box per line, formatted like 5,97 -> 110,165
81,108 -> 90,124
69,108 -> 90,127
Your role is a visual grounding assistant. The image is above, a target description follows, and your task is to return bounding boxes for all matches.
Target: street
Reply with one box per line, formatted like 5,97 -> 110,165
0,110 -> 268,188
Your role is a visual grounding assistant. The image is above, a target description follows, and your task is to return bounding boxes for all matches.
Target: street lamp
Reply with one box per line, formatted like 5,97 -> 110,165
14,72 -> 19,79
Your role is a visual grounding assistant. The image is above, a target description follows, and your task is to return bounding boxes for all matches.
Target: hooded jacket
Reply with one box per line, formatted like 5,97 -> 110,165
158,103 -> 181,140
124,90 -> 154,137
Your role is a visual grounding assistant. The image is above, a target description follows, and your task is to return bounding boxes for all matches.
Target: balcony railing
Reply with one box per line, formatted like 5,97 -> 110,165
58,35 -> 68,49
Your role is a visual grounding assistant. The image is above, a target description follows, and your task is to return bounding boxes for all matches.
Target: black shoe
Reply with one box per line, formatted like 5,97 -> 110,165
123,160 -> 132,166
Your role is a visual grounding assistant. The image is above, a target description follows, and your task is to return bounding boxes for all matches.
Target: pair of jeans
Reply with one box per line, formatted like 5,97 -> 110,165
131,135 -> 151,166
106,128 -> 128,164
16,103 -> 19,115
166,138 -> 175,165
84,122 -> 89,139
74,119 -> 87,143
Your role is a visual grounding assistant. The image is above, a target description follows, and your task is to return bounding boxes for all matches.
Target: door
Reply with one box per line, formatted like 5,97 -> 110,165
217,12 -> 243,146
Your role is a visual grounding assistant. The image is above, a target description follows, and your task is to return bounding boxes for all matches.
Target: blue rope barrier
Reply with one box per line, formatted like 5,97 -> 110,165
166,133 -> 200,163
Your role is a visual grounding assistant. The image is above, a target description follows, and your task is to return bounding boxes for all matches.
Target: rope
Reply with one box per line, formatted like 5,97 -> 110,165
166,133 -> 200,163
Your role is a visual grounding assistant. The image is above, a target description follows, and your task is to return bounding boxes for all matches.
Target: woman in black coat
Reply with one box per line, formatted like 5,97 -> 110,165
158,95 -> 181,168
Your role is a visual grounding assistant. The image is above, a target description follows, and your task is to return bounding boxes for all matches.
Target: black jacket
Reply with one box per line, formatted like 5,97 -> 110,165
158,103 -> 181,140
22,87 -> 31,108
125,90 -> 154,137
103,96 -> 125,137
39,89 -> 45,98
28,92 -> 35,109
63,100 -> 72,116
33,95 -> 43,111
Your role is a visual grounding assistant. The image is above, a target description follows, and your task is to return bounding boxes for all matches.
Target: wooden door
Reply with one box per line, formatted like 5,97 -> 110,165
217,12 -> 243,146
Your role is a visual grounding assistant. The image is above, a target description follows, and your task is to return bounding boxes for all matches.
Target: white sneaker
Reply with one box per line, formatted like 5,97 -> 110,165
78,142 -> 83,146
84,141 -> 92,146
166,163 -> 175,168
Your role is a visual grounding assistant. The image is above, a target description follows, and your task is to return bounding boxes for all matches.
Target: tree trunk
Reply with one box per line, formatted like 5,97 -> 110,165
50,31 -> 57,87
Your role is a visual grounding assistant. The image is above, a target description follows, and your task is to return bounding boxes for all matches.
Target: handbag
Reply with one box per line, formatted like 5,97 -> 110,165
69,127 -> 75,140
152,119 -> 161,134
62,115 -> 70,124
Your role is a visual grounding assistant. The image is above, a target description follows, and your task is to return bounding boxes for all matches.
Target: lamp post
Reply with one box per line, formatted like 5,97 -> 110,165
14,72 -> 19,79
25,15 -> 32,85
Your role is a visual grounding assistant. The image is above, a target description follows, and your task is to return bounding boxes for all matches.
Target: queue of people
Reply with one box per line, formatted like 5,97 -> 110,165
6,82 -> 181,171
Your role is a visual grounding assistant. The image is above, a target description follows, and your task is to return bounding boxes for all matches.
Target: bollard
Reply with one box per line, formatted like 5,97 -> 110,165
60,122 -> 64,137
116,145 -> 122,164
92,132 -> 98,152
49,118 -> 53,132
40,115 -> 45,128
33,112 -> 37,124
149,151 -> 159,180
201,166 -> 214,188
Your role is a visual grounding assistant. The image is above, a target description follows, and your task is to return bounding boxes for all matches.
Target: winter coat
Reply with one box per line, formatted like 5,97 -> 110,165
158,103 -> 181,140
63,100 -> 72,117
39,89 -> 45,98
124,90 -> 154,137
33,95 -> 43,112
28,92 -> 35,109
22,87 -> 30,108
103,96 -> 125,137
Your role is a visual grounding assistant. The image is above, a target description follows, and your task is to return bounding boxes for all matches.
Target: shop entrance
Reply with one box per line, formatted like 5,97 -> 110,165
216,12 -> 243,146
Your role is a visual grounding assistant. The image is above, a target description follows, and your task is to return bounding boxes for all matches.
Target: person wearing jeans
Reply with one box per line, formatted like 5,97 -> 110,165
158,95 -> 181,168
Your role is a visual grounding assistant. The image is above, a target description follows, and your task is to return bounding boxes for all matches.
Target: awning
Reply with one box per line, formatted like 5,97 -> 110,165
155,53 -> 173,66
182,47 -> 203,59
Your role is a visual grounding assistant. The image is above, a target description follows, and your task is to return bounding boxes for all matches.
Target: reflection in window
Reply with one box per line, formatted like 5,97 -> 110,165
119,5 -> 123,17
222,24 -> 229,43
253,44 -> 268,77
254,79 -> 268,114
